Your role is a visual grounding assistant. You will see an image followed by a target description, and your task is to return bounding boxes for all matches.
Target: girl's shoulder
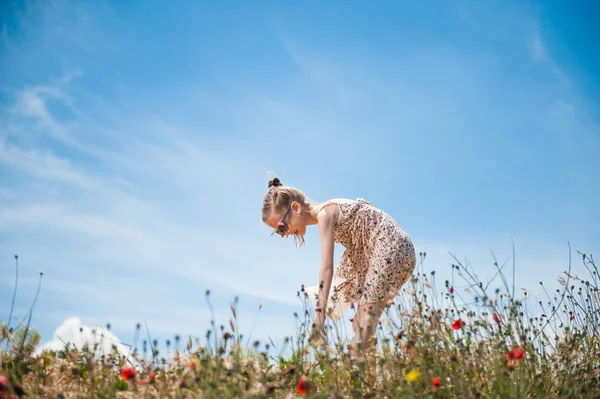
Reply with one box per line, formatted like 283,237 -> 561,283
315,198 -> 363,223
315,198 -> 353,211
317,198 -> 370,208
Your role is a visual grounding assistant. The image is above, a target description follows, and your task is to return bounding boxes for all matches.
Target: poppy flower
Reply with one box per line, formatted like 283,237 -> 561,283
296,375 -> 310,395
507,347 -> 525,361
140,372 -> 156,385
431,377 -> 442,391
121,367 -> 137,381
449,287 -> 454,294
492,313 -> 501,324
0,375 -> 7,391
452,319 -> 465,330
189,361 -> 196,370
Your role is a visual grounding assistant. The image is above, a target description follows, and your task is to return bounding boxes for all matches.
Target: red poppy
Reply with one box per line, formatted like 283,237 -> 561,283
296,375 -> 310,395
121,367 -> 137,381
507,347 -> 525,361
0,375 -> 7,391
452,319 -> 465,330
140,371 -> 156,385
492,313 -> 501,324
140,371 -> 156,384
189,361 -> 196,370
431,377 -> 442,391
449,287 -> 454,294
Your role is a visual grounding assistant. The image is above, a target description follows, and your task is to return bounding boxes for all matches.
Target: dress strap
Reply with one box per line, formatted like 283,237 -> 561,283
316,200 -> 344,223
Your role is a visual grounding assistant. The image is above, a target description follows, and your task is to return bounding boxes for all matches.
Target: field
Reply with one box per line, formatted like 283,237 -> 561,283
1,249 -> 599,398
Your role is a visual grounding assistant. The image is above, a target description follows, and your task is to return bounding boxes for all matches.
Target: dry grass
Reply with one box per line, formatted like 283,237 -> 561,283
1,248 -> 599,398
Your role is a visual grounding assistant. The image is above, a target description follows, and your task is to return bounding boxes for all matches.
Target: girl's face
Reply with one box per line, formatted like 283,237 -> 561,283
267,202 -> 307,240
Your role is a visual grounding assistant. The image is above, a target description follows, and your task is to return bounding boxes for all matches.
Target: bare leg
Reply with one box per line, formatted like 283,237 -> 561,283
348,300 -> 387,357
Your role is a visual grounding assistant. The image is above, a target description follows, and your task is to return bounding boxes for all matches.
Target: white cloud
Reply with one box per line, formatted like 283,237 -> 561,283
0,140 -> 98,190
528,29 -> 569,85
529,30 -> 546,62
13,87 -> 77,146
37,317 -> 130,356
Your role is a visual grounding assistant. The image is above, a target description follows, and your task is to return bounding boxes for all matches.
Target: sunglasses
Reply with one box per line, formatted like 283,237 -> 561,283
269,207 -> 291,237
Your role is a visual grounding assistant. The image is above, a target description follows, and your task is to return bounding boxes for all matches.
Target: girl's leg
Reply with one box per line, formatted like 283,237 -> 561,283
348,300 -> 388,356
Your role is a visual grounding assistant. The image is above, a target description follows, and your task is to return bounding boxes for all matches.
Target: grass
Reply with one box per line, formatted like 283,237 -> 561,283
1,246 -> 599,398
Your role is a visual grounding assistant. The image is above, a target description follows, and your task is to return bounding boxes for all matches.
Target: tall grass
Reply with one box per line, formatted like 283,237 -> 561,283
1,247 -> 598,398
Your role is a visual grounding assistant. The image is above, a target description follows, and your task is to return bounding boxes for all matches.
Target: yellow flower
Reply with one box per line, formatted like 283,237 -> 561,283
405,369 -> 419,382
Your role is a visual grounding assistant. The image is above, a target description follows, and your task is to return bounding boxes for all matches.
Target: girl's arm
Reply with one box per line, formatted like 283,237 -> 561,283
315,205 -> 337,319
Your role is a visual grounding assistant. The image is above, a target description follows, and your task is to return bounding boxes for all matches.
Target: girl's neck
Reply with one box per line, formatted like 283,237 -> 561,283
305,205 -> 319,225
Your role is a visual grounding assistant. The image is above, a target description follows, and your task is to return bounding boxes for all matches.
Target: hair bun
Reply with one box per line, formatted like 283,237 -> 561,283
268,177 -> 282,188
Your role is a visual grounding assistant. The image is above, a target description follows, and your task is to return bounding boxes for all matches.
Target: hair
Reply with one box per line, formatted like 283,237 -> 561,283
261,176 -> 312,224
262,176 -> 312,248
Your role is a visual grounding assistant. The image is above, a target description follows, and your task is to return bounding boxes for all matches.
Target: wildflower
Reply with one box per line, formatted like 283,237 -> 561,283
492,313 -> 501,324
403,346 -> 418,358
189,361 -> 196,370
121,367 -> 137,381
296,375 -> 310,395
449,287 -> 454,294
265,382 -> 276,394
507,347 -> 525,361
11,384 -> 24,397
431,377 -> 442,391
452,319 -> 465,330
405,370 -> 419,382
140,372 -> 156,385
0,375 -> 8,391
286,364 -> 297,375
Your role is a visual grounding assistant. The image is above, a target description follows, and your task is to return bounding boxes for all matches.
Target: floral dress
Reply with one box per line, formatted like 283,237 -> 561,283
316,198 -> 416,306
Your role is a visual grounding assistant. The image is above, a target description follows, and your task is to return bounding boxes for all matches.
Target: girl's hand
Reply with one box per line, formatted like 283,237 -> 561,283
314,309 -> 326,330
310,311 -> 327,344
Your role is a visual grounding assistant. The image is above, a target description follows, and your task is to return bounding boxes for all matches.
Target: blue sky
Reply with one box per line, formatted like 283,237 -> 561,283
1,0 -> 598,355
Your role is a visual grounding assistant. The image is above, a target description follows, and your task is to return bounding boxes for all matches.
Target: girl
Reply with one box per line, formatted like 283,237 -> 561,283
261,177 -> 416,354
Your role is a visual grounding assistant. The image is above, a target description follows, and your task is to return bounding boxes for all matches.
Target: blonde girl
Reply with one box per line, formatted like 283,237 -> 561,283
261,177 -> 416,354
